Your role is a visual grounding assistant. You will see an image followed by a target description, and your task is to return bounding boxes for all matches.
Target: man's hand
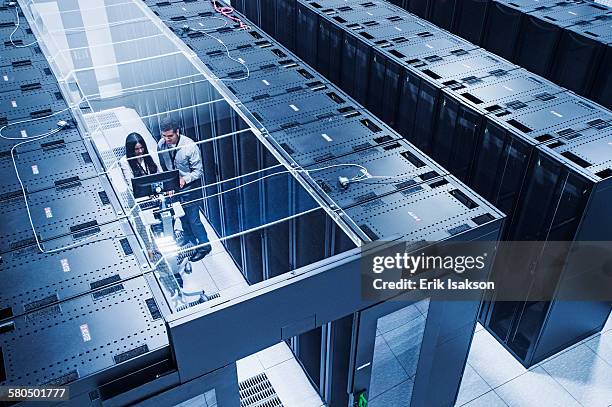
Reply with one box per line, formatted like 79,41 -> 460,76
179,177 -> 186,188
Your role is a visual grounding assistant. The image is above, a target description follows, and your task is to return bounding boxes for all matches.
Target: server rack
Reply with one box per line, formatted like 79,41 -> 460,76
0,220 -> 148,321
0,44 -> 46,68
449,0 -> 490,45
200,44 -> 299,80
592,40 -> 612,109
431,68 -> 566,187
223,62 -> 324,100
270,110 -> 402,166
513,1 -> 609,78
0,176 -> 121,254
480,93 -> 610,232
181,26 -> 272,54
0,62 -> 55,93
0,276 -> 172,404
339,17 -> 433,103
0,83 -> 67,123
552,14 -> 612,99
485,127 -> 612,366
0,23 -> 36,48
304,138 -> 448,209
150,0 -> 215,20
0,140 -> 98,197
0,113 -> 80,154
244,84 -> 358,133
342,173 -> 503,241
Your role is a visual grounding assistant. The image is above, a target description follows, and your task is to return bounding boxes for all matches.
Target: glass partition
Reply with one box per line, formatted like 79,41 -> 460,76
21,0 -> 360,314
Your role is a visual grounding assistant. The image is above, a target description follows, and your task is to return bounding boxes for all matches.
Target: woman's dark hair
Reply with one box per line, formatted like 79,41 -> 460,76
125,132 -> 158,177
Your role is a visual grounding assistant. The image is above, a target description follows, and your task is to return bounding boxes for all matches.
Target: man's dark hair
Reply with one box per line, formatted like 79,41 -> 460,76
160,116 -> 178,134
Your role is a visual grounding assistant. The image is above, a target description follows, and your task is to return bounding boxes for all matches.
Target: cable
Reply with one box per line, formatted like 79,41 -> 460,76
210,0 -> 250,30
8,4 -> 37,48
180,25 -> 250,82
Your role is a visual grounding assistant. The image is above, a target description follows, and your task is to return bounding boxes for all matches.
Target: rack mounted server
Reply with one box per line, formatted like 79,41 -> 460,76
374,0 -> 612,107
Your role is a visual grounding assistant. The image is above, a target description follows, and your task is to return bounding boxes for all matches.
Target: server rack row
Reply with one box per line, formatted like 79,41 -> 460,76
380,0 -> 612,107
231,0 -> 612,367
0,5 -> 172,401
148,2 -> 506,405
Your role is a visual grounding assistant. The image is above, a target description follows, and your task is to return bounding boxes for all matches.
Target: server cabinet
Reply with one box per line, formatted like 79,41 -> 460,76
451,0 -> 490,45
551,15 -> 612,99
305,139 -> 448,210
150,0 -> 215,19
0,113 -> 80,154
0,44 -> 46,67
275,0 -> 298,50
181,27 -> 271,55
0,220 -> 147,321
296,2 -> 319,66
316,13 -> 344,85
0,62 -> 55,93
476,93 -> 611,226
201,44 -> 298,80
0,84 -> 67,123
271,110 -> 401,167
429,0 -> 456,30
0,276 -> 172,404
224,62 -> 324,101
0,140 -> 98,198
513,1 -> 608,77
369,31 -> 478,146
484,128 -> 612,366
342,174 -> 504,241
244,85 -> 357,133
0,176 -> 121,254
481,0 -> 558,60
406,0 -> 430,18
431,68 -> 564,185
0,24 -> 36,49
591,43 -> 612,109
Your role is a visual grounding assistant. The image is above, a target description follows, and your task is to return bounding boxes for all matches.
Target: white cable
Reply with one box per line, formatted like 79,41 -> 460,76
188,28 -> 250,82
0,103 -> 82,140
9,4 -> 37,48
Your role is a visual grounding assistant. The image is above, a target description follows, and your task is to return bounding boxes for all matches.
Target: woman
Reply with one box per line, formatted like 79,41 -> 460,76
119,132 -> 161,189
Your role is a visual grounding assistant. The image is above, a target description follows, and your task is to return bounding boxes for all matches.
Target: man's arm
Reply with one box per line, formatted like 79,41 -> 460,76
182,143 -> 203,185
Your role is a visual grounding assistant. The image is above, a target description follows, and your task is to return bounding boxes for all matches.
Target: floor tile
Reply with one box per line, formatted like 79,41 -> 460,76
369,379 -> 414,407
460,390 -> 507,407
236,354 -> 264,381
494,366 -> 581,407
376,303 -> 422,334
369,336 -> 410,398
383,315 -> 426,378
603,313 -> 612,333
415,298 -> 430,316
266,358 -> 323,407
467,329 -> 527,388
456,364 -> 492,406
541,344 -> 612,407
586,330 -> 612,366
256,342 -> 295,370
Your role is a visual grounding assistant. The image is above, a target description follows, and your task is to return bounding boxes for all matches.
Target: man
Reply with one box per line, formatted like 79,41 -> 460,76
157,117 -> 211,261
